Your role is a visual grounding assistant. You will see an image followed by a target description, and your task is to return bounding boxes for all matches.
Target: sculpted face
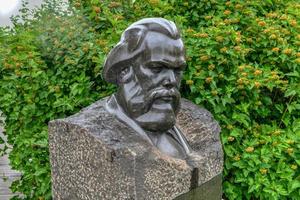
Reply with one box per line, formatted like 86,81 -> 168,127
116,32 -> 186,132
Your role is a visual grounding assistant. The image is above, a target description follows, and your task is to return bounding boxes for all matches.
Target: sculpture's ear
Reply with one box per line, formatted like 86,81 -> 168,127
117,66 -> 133,85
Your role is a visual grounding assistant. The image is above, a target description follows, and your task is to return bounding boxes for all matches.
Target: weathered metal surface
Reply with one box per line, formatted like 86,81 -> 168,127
174,173 -> 222,200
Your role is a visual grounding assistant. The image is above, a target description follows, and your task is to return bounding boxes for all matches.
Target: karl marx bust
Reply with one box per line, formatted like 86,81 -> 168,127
49,17 -> 223,200
103,18 -> 190,159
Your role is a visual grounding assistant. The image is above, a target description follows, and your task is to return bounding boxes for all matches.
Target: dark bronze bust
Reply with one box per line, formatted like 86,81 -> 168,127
49,17 -> 223,199
103,18 -> 191,159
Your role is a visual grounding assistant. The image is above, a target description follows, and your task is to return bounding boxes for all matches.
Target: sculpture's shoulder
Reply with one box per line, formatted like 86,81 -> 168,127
178,98 -> 221,154
49,96 -> 144,148
56,96 -> 113,130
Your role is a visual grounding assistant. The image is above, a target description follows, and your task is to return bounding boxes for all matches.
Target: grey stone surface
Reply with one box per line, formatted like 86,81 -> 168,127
49,97 -> 223,200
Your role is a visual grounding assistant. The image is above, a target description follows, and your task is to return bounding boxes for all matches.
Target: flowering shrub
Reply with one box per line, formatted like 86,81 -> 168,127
0,0 -> 299,199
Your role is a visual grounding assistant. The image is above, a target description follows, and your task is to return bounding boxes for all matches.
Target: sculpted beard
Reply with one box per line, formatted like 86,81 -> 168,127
144,87 -> 180,113
118,67 -> 181,132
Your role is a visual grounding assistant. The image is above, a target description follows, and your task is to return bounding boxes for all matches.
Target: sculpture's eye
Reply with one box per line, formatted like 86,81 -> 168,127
174,68 -> 182,75
151,67 -> 163,73
149,63 -> 164,73
120,67 -> 130,79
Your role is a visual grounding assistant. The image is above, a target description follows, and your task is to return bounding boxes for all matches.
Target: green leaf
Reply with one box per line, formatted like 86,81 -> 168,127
288,180 -> 300,192
232,112 -> 250,127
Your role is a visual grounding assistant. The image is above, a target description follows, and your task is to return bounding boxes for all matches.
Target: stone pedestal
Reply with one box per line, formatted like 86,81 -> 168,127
49,98 -> 223,200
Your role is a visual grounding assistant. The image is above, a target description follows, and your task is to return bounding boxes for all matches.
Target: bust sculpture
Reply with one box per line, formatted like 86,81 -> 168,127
103,18 -> 190,159
49,18 -> 223,200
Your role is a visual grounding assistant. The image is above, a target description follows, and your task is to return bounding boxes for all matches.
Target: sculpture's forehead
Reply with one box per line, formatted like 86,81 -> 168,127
142,32 -> 185,67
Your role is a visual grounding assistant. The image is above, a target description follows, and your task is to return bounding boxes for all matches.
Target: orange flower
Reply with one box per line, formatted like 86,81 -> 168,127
220,47 -> 228,53
246,38 -> 253,43
283,48 -> 293,55
254,70 -> 262,76
205,77 -> 213,83
93,6 -> 101,13
238,65 -> 245,71
291,165 -> 298,170
208,64 -> 215,70
237,78 -> 244,85
15,63 -> 21,68
4,63 -> 11,69
195,72 -> 201,77
287,148 -> 294,155
272,141 -> 278,146
254,81 -> 261,88
74,2 -> 81,7
255,101 -> 262,106
224,19 -> 231,25
272,47 -> 280,52
109,2 -> 121,8
234,46 -> 241,51
200,55 -> 209,61
186,28 -> 194,33
241,72 -> 248,77
186,80 -> 194,85
15,70 -> 21,77
277,38 -> 284,43
287,139 -> 295,144
245,146 -> 254,153
235,37 -> 241,43
115,15 -> 124,20
289,20 -> 297,27
235,4 -> 242,9
273,130 -> 281,135
194,33 -> 208,38
271,71 -> 278,75
211,90 -> 218,96
258,21 -> 266,26
260,168 -> 268,174
266,12 -> 277,18
233,155 -> 240,161
269,34 -> 277,39
96,39 -> 107,47
149,0 -> 159,5
280,15 -> 288,20
227,124 -> 234,130
224,10 -> 231,15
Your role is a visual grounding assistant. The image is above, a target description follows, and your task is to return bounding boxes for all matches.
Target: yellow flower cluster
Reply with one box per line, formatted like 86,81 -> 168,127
193,33 -> 209,38
245,146 -> 254,153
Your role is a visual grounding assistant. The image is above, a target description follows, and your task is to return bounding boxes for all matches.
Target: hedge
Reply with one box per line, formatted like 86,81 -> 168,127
0,0 -> 299,199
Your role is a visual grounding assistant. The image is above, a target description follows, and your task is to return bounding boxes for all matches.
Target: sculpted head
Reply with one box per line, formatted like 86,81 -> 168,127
103,18 -> 186,133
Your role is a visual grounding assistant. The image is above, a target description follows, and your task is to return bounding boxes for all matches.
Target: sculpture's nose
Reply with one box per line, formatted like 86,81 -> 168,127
162,69 -> 177,89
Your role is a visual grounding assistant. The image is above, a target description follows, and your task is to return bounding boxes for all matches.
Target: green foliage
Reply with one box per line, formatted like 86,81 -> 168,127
0,0 -> 299,199
0,1 -> 113,199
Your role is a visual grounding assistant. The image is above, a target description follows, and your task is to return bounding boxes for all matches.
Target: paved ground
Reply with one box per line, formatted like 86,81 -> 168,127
0,126 -> 21,200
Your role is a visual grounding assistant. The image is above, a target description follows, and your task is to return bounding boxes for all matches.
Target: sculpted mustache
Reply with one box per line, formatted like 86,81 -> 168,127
144,88 -> 180,105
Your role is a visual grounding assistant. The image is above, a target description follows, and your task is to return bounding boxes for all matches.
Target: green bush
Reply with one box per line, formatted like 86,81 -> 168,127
0,0 -> 299,199
0,2 -> 113,199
